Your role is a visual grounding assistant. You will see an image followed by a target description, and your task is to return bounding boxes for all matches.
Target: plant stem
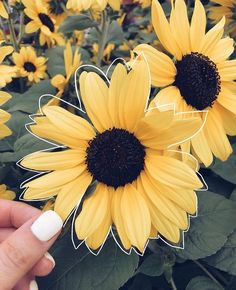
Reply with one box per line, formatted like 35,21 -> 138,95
96,10 -> 110,67
3,0 -> 18,51
193,260 -> 223,288
17,11 -> 24,45
169,277 -> 178,290
0,18 -> 8,42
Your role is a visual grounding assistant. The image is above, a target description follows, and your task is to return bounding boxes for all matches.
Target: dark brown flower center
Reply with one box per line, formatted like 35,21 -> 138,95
49,0 -> 66,15
174,52 -> 221,110
24,62 -> 36,72
38,13 -> 55,32
86,128 -> 145,188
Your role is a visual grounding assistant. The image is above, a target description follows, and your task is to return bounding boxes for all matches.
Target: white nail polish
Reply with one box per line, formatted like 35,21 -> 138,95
44,252 -> 56,268
29,280 -> 38,290
31,210 -> 63,242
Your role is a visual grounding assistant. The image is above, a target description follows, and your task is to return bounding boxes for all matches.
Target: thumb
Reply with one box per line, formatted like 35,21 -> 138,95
0,210 -> 63,290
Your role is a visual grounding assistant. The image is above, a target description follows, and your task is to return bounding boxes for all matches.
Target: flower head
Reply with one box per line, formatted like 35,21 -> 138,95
134,0 -> 236,166
21,57 -> 203,253
208,0 -> 236,37
13,46 -> 47,83
0,91 -> 12,139
22,0 -> 65,46
51,42 -> 82,98
0,46 -> 17,87
66,0 -> 121,11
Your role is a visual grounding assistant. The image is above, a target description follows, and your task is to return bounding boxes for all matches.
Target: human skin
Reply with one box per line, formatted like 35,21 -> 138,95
0,200 -> 62,290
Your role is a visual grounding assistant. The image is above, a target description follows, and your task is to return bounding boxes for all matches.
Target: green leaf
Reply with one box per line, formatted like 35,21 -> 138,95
45,47 -> 65,77
0,133 -> 51,163
106,21 -> 124,45
205,230 -> 236,275
4,81 -> 55,114
204,191 -> 236,275
186,276 -> 224,290
175,192 -> 236,260
59,15 -> 98,35
38,234 -> 139,290
210,145 -> 236,184
136,253 -> 164,277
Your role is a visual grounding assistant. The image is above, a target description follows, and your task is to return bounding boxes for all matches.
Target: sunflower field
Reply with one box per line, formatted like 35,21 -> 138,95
1,0 -> 236,289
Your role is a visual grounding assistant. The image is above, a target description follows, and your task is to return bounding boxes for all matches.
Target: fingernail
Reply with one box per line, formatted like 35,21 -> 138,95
44,251 -> 56,268
31,210 -> 63,242
29,280 -> 38,290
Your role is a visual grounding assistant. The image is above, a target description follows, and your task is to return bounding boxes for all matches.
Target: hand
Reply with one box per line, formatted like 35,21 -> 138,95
0,200 -> 63,290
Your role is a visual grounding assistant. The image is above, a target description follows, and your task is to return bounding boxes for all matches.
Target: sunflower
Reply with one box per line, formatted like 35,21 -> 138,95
0,0 -> 8,18
12,46 -> 47,83
51,42 -> 81,98
21,57 -> 203,253
22,0 -> 65,46
134,0 -> 236,167
209,0 -> 236,37
66,0 -> 121,11
0,91 -> 12,139
45,0 -> 68,25
0,184 -> 15,200
0,46 -> 17,87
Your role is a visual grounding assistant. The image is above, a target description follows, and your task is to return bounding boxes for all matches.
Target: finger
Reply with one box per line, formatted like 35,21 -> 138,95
0,200 -> 40,228
30,252 -> 55,277
0,228 -> 14,242
0,210 -> 62,290
13,275 -> 33,290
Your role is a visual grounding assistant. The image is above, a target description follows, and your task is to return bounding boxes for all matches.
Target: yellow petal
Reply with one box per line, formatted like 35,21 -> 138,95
81,72 -> 111,132
217,86 -> 236,115
86,209 -> 111,250
138,115 -> 203,150
215,102 -> 236,136
217,60 -> 236,81
111,187 -> 132,250
145,152 -> 202,189
203,107 -> 232,161
43,106 -> 96,141
108,63 -> 127,128
121,183 -> 151,252
0,124 -> 12,138
133,44 -> 176,87
0,46 -> 13,63
0,91 -> 11,106
191,127 -> 213,167
24,165 -> 87,189
119,56 -> 150,131
208,37 -> 234,63
140,172 -> 189,229
21,149 -> 86,171
190,0 -> 206,51
199,17 -> 225,57
170,0 -> 191,55
151,0 -> 181,59
75,183 -> 110,239
23,186 -> 61,200
55,171 -> 92,221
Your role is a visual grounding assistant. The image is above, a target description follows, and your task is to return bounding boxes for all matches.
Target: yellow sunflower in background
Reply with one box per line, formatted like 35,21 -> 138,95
21,57 -> 203,253
51,42 -> 82,98
0,184 -> 15,200
45,0 -> 69,25
0,91 -> 12,138
209,0 -> 236,37
22,0 -> 65,46
0,0 -> 8,18
66,0 -> 121,11
134,0 -> 236,167
0,46 -> 17,87
12,46 -> 47,83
